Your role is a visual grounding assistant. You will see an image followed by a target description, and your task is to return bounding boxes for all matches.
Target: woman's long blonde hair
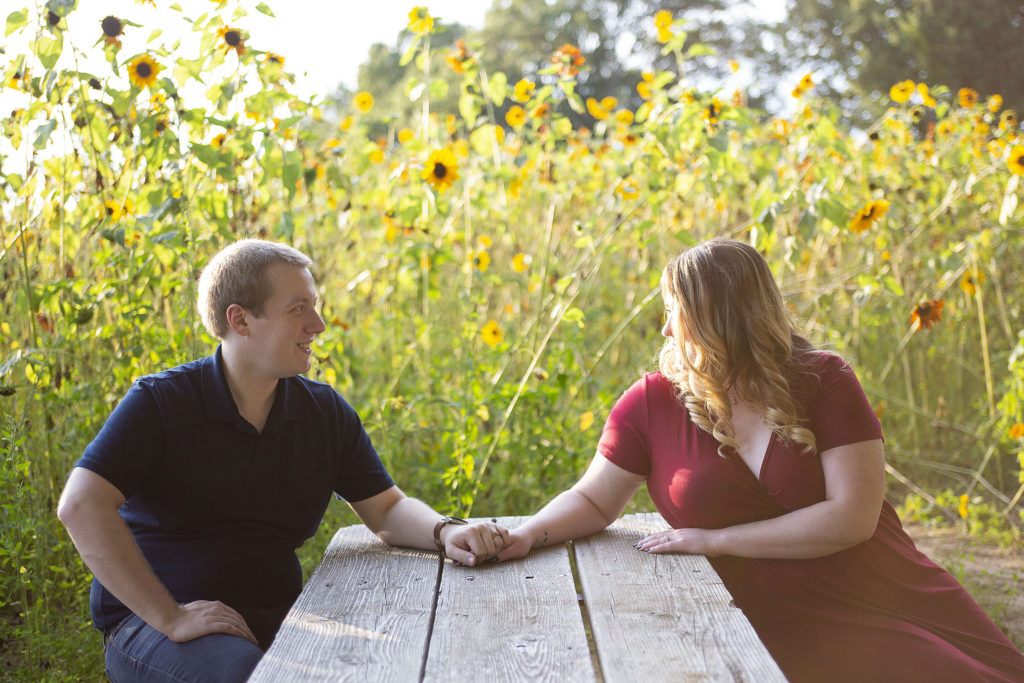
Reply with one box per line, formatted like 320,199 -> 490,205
657,237 -> 818,457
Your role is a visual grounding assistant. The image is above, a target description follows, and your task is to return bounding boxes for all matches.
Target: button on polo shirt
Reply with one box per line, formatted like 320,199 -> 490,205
78,347 -> 394,632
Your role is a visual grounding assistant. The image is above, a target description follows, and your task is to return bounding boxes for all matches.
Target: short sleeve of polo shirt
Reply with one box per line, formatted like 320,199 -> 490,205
328,391 -> 393,502
596,376 -> 652,476
806,353 -> 883,452
78,380 -> 164,499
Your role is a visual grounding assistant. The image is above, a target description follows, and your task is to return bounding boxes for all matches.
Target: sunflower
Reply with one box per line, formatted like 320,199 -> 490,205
792,73 -> 814,99
481,320 -> 503,347
889,80 -> 914,104
703,98 -> 723,127
551,44 -> 585,78
446,40 -> 473,73
654,10 -> 673,43
505,106 -> 527,127
637,71 -> 655,100
513,79 -> 535,103
910,299 -> 944,330
217,26 -> 245,56
1010,423 -> 1024,439
958,88 -> 978,108
960,269 -> 985,295
353,91 -> 374,113
586,98 -> 610,120
128,55 -> 161,88
616,181 -> 639,201
848,199 -> 890,233
103,200 -> 123,222
101,15 -> 123,39
999,110 -> 1018,132
513,253 -> 530,273
264,52 -> 284,67
473,250 -> 490,272
917,82 -> 936,108
987,94 -> 1003,113
422,147 -> 460,193
1008,145 -> 1024,175
407,7 -> 433,35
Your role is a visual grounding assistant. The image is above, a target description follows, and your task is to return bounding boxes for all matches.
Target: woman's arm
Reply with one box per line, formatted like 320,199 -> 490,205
497,454 -> 646,561
636,439 -> 885,559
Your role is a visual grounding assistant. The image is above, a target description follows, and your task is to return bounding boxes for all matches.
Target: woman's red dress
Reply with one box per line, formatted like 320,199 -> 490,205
597,353 -> 1024,682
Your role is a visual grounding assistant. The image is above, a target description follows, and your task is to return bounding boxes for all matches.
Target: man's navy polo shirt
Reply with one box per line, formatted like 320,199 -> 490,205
76,347 -> 394,632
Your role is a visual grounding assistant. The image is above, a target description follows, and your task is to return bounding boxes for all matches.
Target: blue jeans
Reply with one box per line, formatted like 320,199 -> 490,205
103,613 -> 264,682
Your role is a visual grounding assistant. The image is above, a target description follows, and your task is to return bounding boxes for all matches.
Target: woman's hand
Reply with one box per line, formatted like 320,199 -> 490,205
634,528 -> 720,556
493,529 -> 535,563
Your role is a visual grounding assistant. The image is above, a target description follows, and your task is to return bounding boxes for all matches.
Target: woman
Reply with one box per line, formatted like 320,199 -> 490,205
496,238 -> 1024,681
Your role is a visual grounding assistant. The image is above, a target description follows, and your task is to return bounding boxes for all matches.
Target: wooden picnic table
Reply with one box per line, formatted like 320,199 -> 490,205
249,513 -> 785,682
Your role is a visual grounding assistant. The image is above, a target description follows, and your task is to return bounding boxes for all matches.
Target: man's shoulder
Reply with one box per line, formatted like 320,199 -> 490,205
134,356 -> 207,391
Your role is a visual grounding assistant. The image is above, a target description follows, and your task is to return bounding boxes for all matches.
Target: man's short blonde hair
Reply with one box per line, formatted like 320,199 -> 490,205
197,239 -> 312,339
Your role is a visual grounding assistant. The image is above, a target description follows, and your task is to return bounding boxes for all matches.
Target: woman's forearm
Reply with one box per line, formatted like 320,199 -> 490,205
515,487 -> 616,550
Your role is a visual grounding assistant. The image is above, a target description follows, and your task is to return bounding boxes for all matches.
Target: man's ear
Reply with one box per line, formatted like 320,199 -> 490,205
225,303 -> 249,337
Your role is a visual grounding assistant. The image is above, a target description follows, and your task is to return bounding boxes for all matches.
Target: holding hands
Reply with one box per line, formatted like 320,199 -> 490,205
439,519 -> 510,566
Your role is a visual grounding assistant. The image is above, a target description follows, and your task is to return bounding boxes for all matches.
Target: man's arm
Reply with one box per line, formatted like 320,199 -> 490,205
349,486 -> 508,566
56,467 -> 257,644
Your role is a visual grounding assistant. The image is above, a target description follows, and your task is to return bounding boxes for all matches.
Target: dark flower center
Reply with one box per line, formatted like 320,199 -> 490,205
47,11 -> 60,26
224,30 -> 241,47
135,62 -> 152,78
432,163 -> 447,179
101,16 -> 122,37
88,77 -> 101,90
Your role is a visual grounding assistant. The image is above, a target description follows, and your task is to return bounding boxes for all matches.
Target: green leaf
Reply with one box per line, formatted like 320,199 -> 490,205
399,42 -> 418,67
458,93 -> 480,128
33,119 -> 57,149
5,9 -> 28,37
255,3 -> 274,16
817,198 -> 848,228
33,35 -> 63,69
485,72 -> 507,106
428,78 -> 449,100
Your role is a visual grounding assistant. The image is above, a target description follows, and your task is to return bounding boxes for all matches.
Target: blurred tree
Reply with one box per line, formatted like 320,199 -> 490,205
783,0 -> 1024,124
336,0 -> 786,131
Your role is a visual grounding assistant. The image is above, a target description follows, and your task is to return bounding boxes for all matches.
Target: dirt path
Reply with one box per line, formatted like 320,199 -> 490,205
903,524 -> 1024,651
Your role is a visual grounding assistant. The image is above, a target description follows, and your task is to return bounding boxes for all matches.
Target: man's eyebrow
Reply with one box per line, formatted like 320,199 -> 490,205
284,294 -> 318,306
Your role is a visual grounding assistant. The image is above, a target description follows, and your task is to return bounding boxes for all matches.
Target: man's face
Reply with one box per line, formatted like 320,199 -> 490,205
244,262 -> 326,379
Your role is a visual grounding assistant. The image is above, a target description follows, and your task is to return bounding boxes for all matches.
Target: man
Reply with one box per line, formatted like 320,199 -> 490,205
57,239 -> 507,682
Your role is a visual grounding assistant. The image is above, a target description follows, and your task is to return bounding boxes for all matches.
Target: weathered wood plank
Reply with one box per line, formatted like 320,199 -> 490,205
575,513 -> 786,682
249,524 -> 438,682
423,516 -> 596,682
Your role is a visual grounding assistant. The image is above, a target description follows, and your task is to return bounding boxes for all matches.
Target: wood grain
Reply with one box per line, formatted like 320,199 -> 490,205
574,513 -> 785,682
422,516 -> 596,682
249,524 -> 438,682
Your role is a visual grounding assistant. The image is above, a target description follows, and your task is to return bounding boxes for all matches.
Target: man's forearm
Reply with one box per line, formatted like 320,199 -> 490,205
59,497 -> 182,634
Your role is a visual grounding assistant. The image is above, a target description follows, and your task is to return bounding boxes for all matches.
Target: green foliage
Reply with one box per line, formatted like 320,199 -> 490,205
1,2 -> 1023,679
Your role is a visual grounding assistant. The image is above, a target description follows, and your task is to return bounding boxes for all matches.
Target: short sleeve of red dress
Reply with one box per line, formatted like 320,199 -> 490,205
802,353 -> 883,451
596,376 -> 652,476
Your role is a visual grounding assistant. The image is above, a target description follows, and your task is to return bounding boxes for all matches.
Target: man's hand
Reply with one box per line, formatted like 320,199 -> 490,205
163,600 -> 258,645
442,521 -> 509,566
